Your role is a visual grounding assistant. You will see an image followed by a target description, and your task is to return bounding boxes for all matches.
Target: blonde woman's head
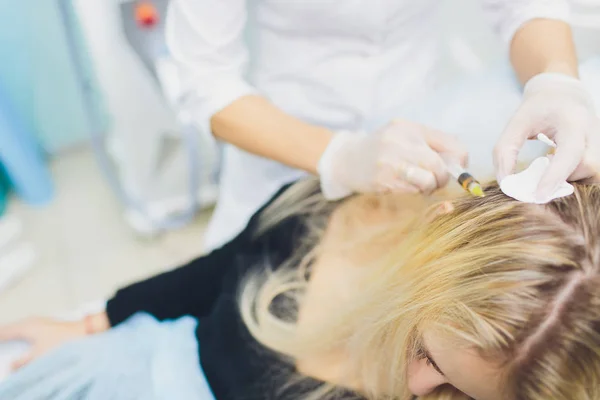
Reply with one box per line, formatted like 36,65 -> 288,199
240,180 -> 600,400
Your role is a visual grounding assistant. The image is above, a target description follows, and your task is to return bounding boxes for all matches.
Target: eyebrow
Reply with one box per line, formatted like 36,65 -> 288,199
423,347 -> 447,376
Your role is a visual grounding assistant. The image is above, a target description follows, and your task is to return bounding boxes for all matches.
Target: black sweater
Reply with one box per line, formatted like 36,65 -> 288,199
106,185 -> 360,399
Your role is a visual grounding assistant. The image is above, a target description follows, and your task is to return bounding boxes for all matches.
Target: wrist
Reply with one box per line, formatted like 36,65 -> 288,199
318,130 -> 363,200
541,61 -> 579,79
307,126 -> 335,175
83,312 -> 110,335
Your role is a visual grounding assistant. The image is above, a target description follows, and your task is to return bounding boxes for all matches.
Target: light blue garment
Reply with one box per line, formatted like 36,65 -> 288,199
0,86 -> 53,206
0,0 -> 109,154
0,314 -> 215,400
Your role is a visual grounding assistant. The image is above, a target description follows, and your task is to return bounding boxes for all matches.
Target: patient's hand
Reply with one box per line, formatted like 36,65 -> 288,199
0,317 -> 95,371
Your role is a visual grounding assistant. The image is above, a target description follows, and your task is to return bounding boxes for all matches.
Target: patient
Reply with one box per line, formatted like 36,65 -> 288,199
1,179 -> 600,400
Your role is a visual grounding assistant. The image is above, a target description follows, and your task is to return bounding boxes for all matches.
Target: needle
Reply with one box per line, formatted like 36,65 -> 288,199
440,155 -> 485,197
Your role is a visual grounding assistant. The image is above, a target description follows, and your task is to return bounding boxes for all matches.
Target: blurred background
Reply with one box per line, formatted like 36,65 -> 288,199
0,0 -> 599,324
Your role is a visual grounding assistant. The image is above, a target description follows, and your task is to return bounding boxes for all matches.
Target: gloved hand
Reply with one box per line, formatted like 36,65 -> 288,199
317,119 -> 468,200
494,73 -> 600,200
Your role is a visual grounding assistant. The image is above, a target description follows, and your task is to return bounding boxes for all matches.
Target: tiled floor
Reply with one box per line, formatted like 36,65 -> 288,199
0,147 -> 212,325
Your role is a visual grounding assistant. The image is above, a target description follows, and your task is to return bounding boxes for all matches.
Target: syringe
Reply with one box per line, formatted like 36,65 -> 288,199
441,155 -> 485,197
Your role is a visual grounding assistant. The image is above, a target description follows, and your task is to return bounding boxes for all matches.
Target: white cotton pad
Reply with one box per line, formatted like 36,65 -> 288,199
500,157 -> 574,204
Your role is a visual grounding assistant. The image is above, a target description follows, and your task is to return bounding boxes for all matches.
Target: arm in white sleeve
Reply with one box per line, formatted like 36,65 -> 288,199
481,0 -> 577,84
481,0 -> 570,44
165,0 -> 257,135
165,0 -> 334,174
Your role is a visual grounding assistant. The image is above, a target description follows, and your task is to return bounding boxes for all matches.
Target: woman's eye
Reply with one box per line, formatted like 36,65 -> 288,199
416,346 -> 443,375
421,350 -> 444,376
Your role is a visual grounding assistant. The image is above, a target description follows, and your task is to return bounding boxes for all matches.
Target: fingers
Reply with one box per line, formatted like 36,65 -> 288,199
402,165 -> 438,193
423,129 -> 469,167
420,128 -> 469,188
377,161 -> 438,194
494,110 -> 534,182
0,321 -> 33,342
410,150 -> 449,189
536,137 -> 585,200
569,121 -> 600,182
375,163 -> 420,194
11,352 -> 35,371
0,321 -> 36,371
568,151 -> 600,182
379,123 -> 464,192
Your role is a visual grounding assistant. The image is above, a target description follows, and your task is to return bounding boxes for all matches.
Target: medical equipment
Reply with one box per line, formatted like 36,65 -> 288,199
59,0 -> 220,237
441,155 -> 485,197
134,1 -> 159,27
0,170 -> 7,217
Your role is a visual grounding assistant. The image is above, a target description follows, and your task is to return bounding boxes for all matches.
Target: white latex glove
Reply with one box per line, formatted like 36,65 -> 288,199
317,120 -> 468,200
494,73 -> 600,200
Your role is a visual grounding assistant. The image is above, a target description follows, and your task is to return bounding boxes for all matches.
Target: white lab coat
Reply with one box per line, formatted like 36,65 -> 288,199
165,0 -> 569,251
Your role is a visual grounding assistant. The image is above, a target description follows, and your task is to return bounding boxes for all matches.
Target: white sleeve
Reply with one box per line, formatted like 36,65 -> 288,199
481,0 -> 571,44
165,0 -> 258,134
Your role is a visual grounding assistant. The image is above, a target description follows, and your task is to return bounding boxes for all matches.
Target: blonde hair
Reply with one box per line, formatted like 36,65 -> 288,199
239,179 -> 600,400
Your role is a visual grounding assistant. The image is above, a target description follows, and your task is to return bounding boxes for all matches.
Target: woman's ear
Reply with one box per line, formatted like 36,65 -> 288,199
425,201 -> 454,224
436,201 -> 454,215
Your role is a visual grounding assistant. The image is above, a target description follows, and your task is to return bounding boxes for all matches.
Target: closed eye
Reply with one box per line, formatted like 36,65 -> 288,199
417,345 -> 445,376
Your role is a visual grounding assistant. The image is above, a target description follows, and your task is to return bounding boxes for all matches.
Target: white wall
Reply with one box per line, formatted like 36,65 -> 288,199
437,0 -> 600,83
